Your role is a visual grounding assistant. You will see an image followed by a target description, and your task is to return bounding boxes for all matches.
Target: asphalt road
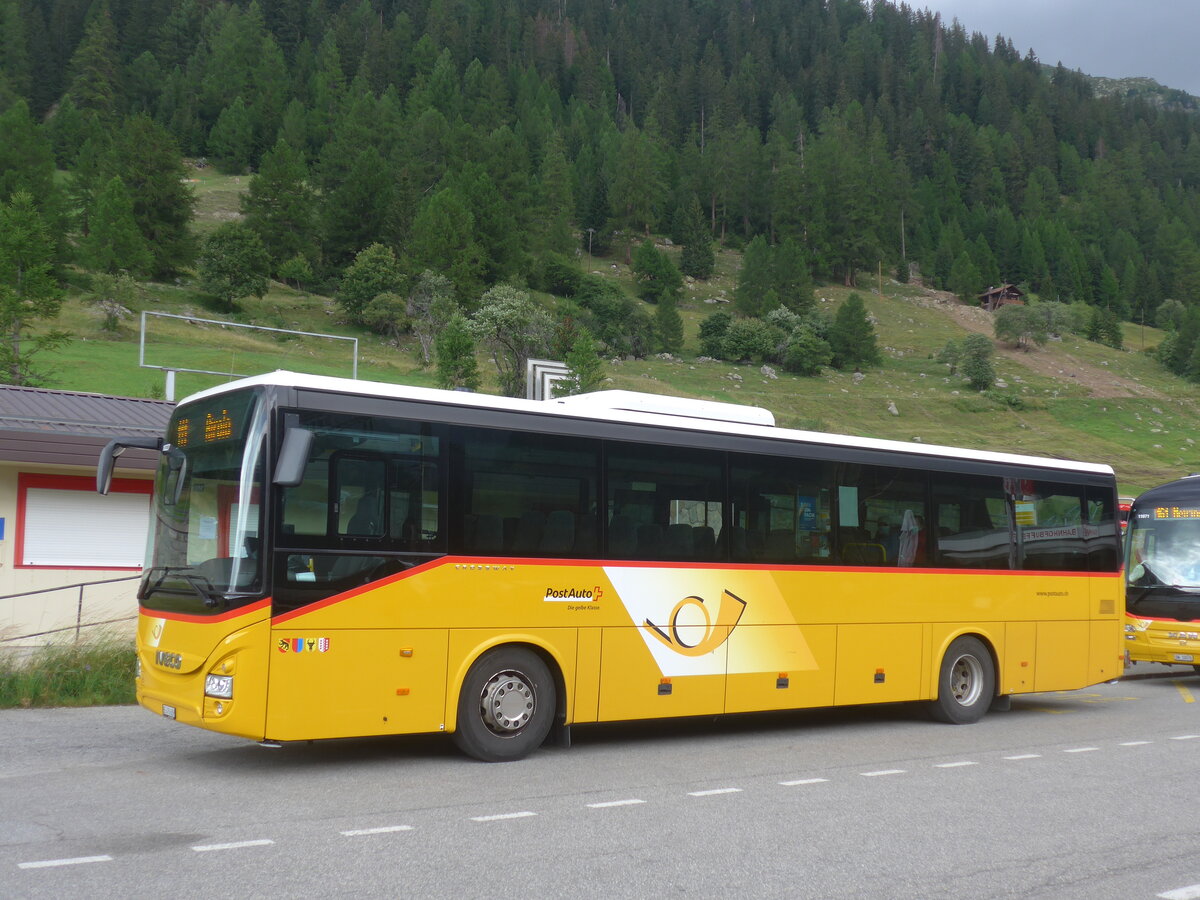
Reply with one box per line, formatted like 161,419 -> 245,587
4,664 -> 1200,900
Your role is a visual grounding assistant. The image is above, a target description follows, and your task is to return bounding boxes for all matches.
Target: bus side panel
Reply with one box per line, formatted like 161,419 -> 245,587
443,628 -> 577,733
573,627 -> 601,724
724,625 -> 836,713
598,626 -> 726,721
265,628 -> 448,741
1033,621 -> 1089,692
1002,621 -> 1037,695
833,624 -> 923,706
1090,620 -> 1123,684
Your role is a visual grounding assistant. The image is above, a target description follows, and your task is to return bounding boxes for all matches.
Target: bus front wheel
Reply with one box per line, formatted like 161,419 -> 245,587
452,647 -> 557,762
928,636 -> 994,724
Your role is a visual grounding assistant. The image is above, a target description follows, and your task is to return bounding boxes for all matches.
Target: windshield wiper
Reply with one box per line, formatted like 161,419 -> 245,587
141,566 -> 218,604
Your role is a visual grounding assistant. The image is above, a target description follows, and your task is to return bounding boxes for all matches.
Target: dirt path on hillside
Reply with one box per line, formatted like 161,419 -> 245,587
914,290 -> 1166,400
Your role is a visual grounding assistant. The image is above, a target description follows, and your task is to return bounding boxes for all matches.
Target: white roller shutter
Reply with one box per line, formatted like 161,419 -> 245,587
22,487 -> 150,568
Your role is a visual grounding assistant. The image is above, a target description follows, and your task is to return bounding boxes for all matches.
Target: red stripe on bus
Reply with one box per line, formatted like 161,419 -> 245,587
141,598 -> 271,624
270,555 -> 1117,623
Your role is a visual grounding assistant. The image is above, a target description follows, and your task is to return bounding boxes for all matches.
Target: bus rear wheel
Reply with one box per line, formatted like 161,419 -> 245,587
928,636 -> 994,724
452,647 -> 556,762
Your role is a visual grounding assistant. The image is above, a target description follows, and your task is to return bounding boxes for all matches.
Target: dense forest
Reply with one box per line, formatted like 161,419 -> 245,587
5,0 -> 1200,386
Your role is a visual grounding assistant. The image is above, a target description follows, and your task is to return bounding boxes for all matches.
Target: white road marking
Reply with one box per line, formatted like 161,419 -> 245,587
1170,735 -> 1200,741
779,778 -> 830,786
18,855 -> 112,870
587,799 -> 646,808
192,839 -> 274,852
860,769 -> 905,777
1158,884 -> 1200,900
1063,747 -> 1099,753
470,811 -> 536,822
687,788 -> 743,796
1003,754 -> 1041,760
934,761 -> 978,768
1119,740 -> 1152,746
341,825 -> 414,836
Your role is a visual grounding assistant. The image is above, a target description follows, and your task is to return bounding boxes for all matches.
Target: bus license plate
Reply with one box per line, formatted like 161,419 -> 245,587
162,704 -> 176,719
1173,654 -> 1194,663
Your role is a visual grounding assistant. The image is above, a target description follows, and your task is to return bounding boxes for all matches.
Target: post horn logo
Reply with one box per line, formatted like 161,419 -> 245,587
643,590 -> 747,657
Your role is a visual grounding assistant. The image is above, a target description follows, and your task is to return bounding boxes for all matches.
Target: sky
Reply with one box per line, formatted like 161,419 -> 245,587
923,0 -> 1200,96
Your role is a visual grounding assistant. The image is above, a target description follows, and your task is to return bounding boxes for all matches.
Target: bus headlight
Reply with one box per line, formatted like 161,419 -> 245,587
135,656 -> 142,680
205,674 -> 234,699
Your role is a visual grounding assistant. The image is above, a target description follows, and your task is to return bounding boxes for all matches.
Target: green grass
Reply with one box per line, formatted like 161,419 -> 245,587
30,172 -> 1200,498
0,638 -> 135,708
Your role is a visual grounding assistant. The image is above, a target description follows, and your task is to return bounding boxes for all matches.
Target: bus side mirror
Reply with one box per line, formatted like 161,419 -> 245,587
97,437 -> 163,494
274,427 -> 313,487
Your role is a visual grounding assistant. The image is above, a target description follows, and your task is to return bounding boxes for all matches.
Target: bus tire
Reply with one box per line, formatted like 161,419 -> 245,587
452,647 -> 556,762
928,636 -> 994,724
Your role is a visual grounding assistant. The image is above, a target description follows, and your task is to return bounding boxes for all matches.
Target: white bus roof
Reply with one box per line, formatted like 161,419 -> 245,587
181,371 -> 1114,477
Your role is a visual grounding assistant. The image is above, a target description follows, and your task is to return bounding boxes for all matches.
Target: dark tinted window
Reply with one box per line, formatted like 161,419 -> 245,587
1085,486 -> 1120,572
730,454 -> 833,563
455,427 -> 599,557
607,443 -> 724,561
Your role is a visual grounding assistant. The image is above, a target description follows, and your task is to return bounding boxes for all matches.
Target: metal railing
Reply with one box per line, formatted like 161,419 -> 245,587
0,575 -> 140,643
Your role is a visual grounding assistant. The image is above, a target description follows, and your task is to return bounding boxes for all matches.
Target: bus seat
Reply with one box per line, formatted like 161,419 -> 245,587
472,514 -> 504,553
843,542 -> 885,565
766,529 -> 796,561
540,510 -> 575,555
608,515 -> 636,557
636,524 -> 663,558
693,525 -> 716,560
573,515 -> 597,555
345,495 -> 382,536
665,523 -> 695,559
511,510 -> 545,554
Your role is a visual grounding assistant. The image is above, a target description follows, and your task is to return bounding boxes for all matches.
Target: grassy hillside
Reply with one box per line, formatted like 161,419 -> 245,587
37,172 -> 1200,497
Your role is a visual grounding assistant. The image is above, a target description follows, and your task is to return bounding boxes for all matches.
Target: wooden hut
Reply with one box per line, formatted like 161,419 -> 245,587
978,284 -> 1025,312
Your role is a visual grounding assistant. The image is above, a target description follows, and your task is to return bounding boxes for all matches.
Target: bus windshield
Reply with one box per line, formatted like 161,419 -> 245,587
140,388 -> 267,615
1126,510 -> 1200,619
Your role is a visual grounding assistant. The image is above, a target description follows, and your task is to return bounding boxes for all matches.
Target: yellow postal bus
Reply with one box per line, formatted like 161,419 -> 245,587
99,372 -> 1123,761
1124,474 -> 1200,669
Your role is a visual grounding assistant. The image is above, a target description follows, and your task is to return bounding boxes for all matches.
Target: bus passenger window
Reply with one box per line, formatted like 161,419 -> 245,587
730,454 -> 833,563
837,464 -> 926,567
455,427 -> 599,558
607,443 -> 724,562
931,473 -> 1011,570
1015,482 -> 1088,572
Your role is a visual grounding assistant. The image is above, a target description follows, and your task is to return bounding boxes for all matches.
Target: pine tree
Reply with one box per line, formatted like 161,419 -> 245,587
207,97 -> 255,174
655,294 -> 684,354
556,327 -> 605,396
65,9 -> 119,123
961,334 -> 996,391
773,238 -> 814,313
78,176 -> 152,274
0,191 -> 67,385
240,139 -> 319,272
632,240 -> 681,305
678,193 -> 714,280
111,115 -> 197,277
735,235 -> 773,317
829,293 -> 880,370
321,147 -> 394,270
